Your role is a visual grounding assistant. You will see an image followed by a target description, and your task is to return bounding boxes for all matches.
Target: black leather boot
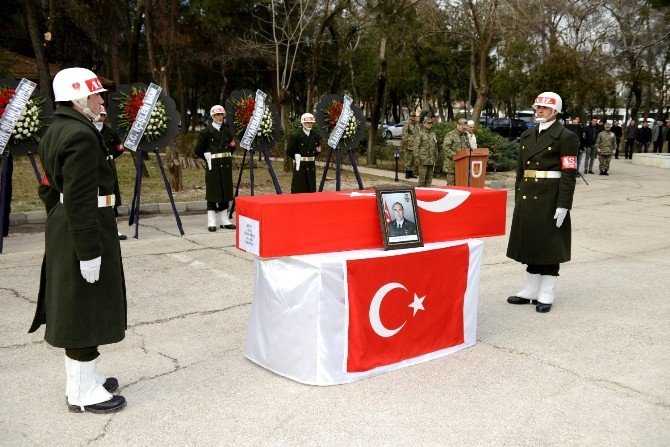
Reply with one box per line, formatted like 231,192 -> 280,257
68,395 -> 127,414
536,302 -> 552,313
507,296 -> 539,305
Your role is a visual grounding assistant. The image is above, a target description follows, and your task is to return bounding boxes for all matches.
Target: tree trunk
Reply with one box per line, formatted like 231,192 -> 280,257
128,0 -> 146,82
278,88 -> 292,172
445,89 -> 454,121
367,36 -> 387,165
166,142 -> 183,191
25,0 -> 52,99
106,0 -> 121,89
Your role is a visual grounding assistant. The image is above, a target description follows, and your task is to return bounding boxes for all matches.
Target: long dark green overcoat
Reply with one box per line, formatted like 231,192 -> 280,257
100,123 -> 123,206
506,120 -> 580,265
29,106 -> 127,348
286,130 -> 321,193
194,123 -> 235,203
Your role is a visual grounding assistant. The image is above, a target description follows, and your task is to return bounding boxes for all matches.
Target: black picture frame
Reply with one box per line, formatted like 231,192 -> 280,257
375,185 -> 423,250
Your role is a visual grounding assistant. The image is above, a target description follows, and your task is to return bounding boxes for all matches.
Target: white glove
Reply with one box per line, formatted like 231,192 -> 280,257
294,154 -> 301,171
80,256 -> 101,283
204,152 -> 212,170
554,208 -> 568,228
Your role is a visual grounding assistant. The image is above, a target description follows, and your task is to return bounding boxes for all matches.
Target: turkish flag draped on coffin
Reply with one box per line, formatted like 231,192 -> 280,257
346,244 -> 469,372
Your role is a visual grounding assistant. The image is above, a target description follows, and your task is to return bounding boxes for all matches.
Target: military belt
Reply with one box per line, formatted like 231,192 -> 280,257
295,156 -> 315,162
524,170 -> 561,179
211,152 -> 232,159
60,193 -> 116,207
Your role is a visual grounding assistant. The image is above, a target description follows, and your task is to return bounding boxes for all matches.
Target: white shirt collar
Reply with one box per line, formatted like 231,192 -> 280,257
212,122 -> 222,131
94,122 -> 104,131
303,128 -> 311,136
538,119 -> 555,132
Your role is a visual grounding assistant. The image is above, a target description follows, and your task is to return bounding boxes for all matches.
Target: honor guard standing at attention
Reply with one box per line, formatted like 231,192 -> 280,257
286,112 -> 321,193
416,116 -> 438,187
596,122 -> 616,175
506,91 -> 579,313
29,67 -> 128,413
442,118 -> 470,185
94,106 -> 127,240
195,105 -> 237,231
401,111 -> 420,179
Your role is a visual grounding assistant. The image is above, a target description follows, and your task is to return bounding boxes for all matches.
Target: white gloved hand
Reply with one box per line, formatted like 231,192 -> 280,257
554,208 -> 568,228
204,152 -> 212,170
294,154 -> 301,171
80,257 -> 101,283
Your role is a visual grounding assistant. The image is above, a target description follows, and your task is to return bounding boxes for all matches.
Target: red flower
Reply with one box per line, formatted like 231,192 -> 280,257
326,101 -> 343,128
0,88 -> 17,119
234,96 -> 257,137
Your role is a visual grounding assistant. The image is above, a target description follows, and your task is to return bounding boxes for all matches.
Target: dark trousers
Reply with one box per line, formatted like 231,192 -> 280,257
624,139 -> 635,159
65,346 -> 100,362
526,264 -> 559,276
653,140 -> 663,153
206,201 -> 229,212
639,142 -> 649,153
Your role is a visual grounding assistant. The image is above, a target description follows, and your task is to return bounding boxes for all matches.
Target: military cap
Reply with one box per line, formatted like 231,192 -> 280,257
409,111 -> 417,117
423,116 -> 436,124
457,118 -> 467,125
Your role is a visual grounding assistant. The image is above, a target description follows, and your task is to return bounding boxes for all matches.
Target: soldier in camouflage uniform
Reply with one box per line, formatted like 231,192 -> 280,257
416,116 -> 438,187
401,112 -> 420,179
596,122 -> 616,175
441,118 -> 470,185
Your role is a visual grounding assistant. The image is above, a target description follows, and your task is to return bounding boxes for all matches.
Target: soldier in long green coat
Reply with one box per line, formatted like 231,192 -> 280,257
94,106 -> 127,240
286,113 -> 321,193
506,91 -> 579,314
194,105 -> 237,231
416,116 -> 438,187
596,122 -> 616,175
29,67 -> 127,413
442,118 -> 470,184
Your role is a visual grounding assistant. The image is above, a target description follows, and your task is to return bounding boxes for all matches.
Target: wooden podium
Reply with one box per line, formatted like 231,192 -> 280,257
453,148 -> 489,188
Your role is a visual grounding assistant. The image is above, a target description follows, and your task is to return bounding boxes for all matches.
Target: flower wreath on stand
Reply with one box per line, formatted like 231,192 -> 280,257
224,89 -> 281,154
0,78 -> 53,156
315,94 -> 366,152
106,83 -> 180,152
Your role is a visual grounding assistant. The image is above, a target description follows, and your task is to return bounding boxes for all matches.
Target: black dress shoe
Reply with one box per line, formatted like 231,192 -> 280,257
208,226 -> 216,232
536,302 -> 552,313
507,296 -> 539,305
588,170 -> 595,174
68,395 -> 127,414
222,224 -> 236,230
118,234 -> 127,241
102,377 -> 119,393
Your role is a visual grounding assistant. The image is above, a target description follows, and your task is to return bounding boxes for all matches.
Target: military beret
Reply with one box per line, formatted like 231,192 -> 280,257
457,118 -> 467,125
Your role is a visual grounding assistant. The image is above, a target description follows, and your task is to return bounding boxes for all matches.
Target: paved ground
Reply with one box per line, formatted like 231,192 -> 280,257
0,159 -> 668,446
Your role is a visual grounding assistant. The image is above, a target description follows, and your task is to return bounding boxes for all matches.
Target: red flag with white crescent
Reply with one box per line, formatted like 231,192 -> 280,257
346,244 -> 468,372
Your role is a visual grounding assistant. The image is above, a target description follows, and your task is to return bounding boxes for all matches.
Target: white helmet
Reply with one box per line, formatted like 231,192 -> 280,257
300,113 -> 315,124
210,105 -> 225,116
53,67 -> 106,102
533,91 -> 562,114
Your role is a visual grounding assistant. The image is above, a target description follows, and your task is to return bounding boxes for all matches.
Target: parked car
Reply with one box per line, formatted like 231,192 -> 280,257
488,118 -> 527,140
382,121 -> 406,139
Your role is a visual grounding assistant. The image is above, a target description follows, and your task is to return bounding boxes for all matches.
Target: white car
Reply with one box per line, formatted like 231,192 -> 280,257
382,122 -> 406,139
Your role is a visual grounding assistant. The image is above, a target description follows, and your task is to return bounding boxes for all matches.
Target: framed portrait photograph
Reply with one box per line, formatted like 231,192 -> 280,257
375,185 -> 423,250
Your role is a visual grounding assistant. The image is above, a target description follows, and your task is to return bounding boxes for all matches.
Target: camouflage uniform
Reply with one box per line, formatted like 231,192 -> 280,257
596,128 -> 616,174
417,120 -> 438,187
441,124 -> 470,184
401,119 -> 420,175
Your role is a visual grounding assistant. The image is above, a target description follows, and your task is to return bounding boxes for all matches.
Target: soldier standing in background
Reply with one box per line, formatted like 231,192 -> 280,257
611,120 -> 622,159
624,119 -> 637,159
30,67 -> 127,413
401,111 -> 420,179
506,91 -> 579,314
416,116 -> 437,187
441,118 -> 470,185
286,113 -> 321,193
194,105 -> 237,231
583,118 -> 601,174
596,122 -> 616,175
94,106 -> 127,240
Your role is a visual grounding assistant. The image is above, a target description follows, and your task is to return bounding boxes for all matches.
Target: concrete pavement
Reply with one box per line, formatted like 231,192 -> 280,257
0,158 -> 668,446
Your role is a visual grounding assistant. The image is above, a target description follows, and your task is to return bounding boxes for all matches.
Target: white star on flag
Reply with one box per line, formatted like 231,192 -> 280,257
408,293 -> 425,316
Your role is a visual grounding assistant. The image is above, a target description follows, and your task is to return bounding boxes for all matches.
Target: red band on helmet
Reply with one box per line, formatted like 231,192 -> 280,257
85,78 -> 103,92
535,96 -> 556,105
561,156 -> 577,170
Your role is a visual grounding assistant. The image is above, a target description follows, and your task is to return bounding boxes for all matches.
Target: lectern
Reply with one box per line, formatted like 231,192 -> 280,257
453,148 -> 489,188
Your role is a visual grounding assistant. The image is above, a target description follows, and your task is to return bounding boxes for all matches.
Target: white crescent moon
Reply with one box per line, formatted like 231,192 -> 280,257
369,282 -> 407,338
415,188 -> 470,213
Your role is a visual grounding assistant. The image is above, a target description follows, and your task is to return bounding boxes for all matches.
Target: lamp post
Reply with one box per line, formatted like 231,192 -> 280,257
394,146 -> 399,181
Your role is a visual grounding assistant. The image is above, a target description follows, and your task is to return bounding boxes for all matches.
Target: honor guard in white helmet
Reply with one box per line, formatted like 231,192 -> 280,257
287,112 -> 321,193
506,90 -> 580,314
31,67 -> 128,414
